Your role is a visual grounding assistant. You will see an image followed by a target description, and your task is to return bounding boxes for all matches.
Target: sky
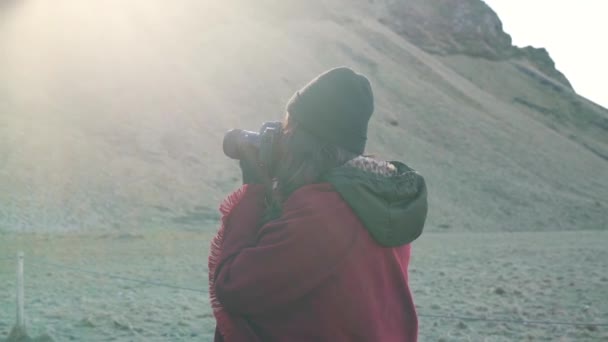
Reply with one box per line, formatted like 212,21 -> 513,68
483,0 -> 608,109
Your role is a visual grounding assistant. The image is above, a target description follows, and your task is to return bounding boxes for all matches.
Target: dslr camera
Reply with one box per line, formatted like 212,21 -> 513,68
223,122 -> 283,175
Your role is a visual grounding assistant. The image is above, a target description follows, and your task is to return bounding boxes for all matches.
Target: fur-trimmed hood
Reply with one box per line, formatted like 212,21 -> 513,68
323,156 -> 428,246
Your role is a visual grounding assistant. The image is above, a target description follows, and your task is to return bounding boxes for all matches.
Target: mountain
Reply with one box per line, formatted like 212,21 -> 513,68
1,0 -> 606,232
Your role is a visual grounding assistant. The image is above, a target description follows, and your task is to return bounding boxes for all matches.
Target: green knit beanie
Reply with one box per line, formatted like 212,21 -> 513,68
286,67 -> 374,155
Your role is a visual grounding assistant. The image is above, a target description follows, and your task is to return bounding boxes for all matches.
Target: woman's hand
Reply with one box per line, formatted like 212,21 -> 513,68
238,145 -> 271,185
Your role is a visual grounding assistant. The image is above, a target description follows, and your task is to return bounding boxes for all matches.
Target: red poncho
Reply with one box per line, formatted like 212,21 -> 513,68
209,158 -> 427,341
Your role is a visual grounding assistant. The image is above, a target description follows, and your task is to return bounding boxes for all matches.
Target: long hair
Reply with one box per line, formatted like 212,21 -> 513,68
264,114 -> 358,221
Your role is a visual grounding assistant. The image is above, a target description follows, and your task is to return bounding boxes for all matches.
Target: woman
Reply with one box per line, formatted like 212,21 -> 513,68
209,67 -> 428,341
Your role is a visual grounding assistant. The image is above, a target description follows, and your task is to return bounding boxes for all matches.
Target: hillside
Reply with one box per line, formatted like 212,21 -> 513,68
1,0 -> 607,232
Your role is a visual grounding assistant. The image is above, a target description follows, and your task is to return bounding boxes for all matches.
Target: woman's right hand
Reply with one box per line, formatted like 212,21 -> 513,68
238,143 -> 271,185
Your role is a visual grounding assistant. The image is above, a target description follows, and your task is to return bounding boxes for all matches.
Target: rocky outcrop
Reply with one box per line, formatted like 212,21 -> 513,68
514,46 -> 572,89
374,0 -> 573,89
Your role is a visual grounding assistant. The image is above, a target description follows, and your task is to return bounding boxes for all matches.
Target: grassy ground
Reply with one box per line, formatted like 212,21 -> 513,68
1,229 -> 606,341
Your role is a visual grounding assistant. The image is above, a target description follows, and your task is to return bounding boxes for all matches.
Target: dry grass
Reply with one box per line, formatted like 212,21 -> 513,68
1,229 -> 607,341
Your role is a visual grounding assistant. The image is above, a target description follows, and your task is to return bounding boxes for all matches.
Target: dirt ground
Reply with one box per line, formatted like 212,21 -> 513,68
1,229 -> 607,341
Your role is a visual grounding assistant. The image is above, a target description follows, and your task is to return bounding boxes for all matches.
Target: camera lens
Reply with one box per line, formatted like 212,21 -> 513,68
223,129 -> 260,160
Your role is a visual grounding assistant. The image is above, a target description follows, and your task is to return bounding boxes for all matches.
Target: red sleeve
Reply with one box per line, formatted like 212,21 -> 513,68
214,184 -> 359,315
216,184 -> 267,260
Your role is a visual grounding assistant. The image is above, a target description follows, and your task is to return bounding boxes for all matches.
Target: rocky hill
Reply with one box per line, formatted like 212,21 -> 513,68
373,0 -> 572,88
0,0 -> 606,232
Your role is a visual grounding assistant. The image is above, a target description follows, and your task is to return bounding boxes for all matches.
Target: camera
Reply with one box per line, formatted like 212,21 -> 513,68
223,121 -> 283,172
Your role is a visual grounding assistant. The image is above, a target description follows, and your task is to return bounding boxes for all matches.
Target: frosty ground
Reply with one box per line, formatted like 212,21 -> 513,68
1,229 -> 606,341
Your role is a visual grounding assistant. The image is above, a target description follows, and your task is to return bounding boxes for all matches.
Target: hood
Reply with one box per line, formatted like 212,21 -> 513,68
322,156 -> 428,247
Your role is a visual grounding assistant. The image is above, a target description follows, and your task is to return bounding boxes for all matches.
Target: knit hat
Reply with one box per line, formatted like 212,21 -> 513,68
286,67 -> 374,155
